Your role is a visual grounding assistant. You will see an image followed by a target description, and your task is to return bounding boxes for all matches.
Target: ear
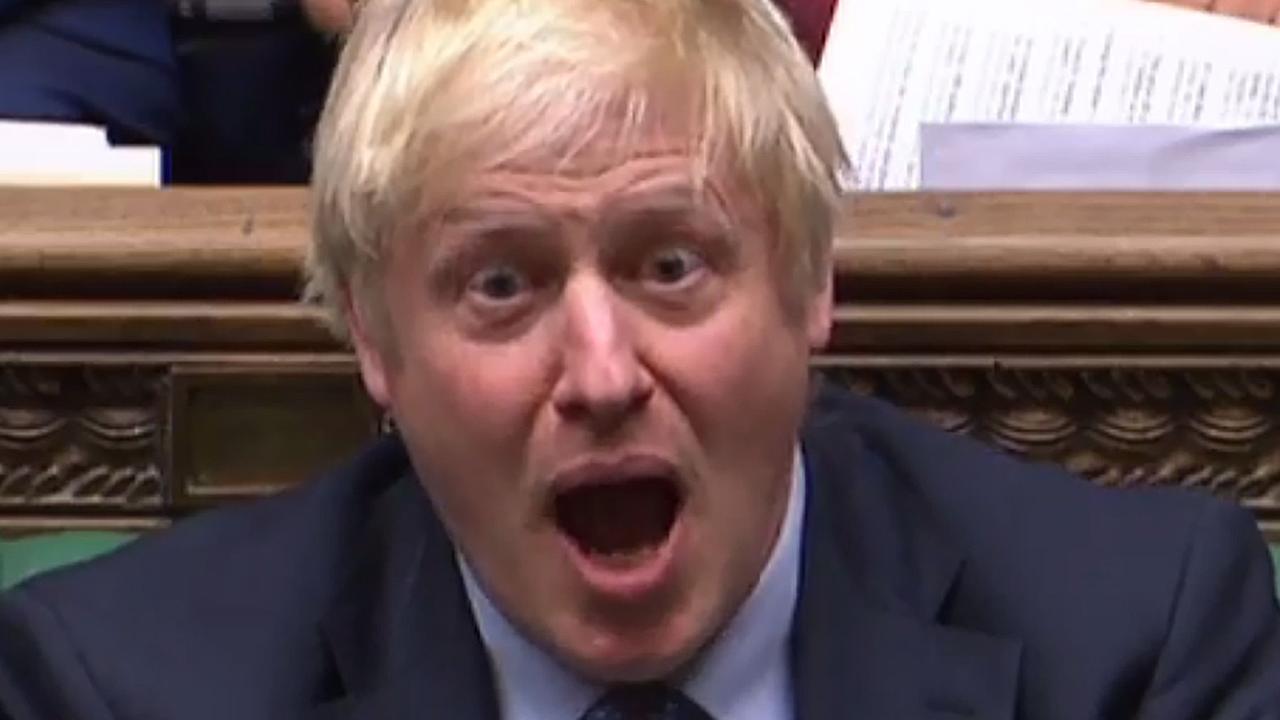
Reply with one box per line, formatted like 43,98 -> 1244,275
806,270 -> 834,350
344,290 -> 393,409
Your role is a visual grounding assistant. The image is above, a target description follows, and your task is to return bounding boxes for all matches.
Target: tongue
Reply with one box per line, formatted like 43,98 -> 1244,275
556,478 -> 678,556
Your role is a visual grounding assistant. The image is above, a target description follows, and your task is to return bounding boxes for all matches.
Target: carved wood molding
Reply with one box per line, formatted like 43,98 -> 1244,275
7,354 -> 1280,539
818,358 -> 1280,538
13,300 -> 1280,353
0,365 -> 164,511
0,301 -> 333,350
0,359 -> 376,527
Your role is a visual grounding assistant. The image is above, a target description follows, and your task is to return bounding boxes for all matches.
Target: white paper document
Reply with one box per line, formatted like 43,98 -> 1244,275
922,123 -> 1280,189
0,120 -> 161,187
818,0 -> 1280,190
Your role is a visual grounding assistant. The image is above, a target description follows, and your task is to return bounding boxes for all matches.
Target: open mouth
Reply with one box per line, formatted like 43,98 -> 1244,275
553,474 -> 683,562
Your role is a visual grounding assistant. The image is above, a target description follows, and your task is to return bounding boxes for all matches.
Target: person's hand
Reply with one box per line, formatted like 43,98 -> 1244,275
302,0 -> 356,35
1150,0 -> 1280,24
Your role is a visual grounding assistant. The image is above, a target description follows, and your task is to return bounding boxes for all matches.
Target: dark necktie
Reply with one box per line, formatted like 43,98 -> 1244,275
579,683 -> 716,720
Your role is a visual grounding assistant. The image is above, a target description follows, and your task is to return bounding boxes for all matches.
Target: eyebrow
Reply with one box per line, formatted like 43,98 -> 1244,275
434,173 -> 735,242
609,174 -> 707,207
602,181 -> 735,234
423,205 -> 558,281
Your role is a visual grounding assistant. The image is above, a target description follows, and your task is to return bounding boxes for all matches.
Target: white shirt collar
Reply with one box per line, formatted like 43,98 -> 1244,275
460,450 -> 805,720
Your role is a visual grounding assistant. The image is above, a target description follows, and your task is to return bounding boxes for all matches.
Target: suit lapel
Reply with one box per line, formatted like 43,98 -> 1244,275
310,470 -> 499,720
792,386 -> 1023,720
305,386 -> 1024,719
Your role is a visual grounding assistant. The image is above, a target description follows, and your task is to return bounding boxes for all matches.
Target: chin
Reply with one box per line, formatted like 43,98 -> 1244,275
551,599 -> 720,683
562,633 -> 703,684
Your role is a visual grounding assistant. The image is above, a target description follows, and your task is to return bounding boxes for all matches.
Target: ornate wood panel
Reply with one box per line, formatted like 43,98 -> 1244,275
821,360 -> 1280,537
168,364 -> 378,508
6,188 -> 1280,540
0,357 -> 377,531
0,365 -> 164,513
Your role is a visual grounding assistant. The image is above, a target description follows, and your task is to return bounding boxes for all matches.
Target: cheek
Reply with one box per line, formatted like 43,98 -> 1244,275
380,262 -> 553,430
381,312 -> 556,488
650,295 -> 811,450
384,334 -> 556,541
396,340 -> 550,443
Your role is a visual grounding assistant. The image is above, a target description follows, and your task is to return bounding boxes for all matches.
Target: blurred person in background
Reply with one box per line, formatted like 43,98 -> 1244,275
1157,0 -> 1280,23
0,0 -> 333,182
1,0 -> 1268,185
168,0 -> 335,182
0,0 -> 180,146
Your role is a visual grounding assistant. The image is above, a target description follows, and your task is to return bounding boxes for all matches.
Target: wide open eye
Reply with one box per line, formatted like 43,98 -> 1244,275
467,264 -> 529,303
640,246 -> 706,289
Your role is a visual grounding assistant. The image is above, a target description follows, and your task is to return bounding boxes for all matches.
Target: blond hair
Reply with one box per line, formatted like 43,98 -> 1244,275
307,0 -> 847,338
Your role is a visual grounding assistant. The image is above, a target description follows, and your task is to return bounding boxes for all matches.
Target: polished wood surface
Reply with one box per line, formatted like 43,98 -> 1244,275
4,188 -> 1280,538
9,188 -> 1280,297
0,188 -> 303,294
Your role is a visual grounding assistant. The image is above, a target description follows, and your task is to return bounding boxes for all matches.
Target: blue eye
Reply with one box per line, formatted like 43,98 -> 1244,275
645,247 -> 705,286
467,265 -> 528,302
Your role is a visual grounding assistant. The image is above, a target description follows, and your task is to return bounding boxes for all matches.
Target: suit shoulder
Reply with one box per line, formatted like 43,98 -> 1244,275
803,386 -> 1234,613
0,436 -> 413,715
807,385 -> 1212,539
11,434 -> 410,626
803,386 -> 1273,684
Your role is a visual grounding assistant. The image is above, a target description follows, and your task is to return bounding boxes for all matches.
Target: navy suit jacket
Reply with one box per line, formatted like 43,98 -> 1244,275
2,384 -> 1279,719
0,0 -> 179,143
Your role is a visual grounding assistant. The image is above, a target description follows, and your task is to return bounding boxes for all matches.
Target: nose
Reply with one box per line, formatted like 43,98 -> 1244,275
551,276 -> 653,432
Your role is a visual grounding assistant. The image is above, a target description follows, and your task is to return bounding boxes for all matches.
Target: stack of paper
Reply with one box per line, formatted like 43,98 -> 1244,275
0,120 -> 161,187
817,0 -> 1280,190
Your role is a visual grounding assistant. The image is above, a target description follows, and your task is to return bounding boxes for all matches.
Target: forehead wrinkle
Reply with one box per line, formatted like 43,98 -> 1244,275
464,151 -> 714,227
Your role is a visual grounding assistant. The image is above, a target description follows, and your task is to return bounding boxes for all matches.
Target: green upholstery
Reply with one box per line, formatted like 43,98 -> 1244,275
0,532 -> 135,591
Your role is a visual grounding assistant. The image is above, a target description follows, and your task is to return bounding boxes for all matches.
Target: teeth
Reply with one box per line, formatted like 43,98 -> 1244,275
586,542 -> 663,568
593,542 -> 661,560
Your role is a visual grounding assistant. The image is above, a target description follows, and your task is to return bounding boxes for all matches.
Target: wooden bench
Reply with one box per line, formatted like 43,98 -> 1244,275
4,189 -> 1280,540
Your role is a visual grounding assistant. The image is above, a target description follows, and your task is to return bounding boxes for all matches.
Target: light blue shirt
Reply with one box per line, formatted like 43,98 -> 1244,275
460,451 -> 805,720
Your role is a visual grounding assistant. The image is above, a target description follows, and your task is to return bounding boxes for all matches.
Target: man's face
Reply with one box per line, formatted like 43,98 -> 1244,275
351,121 -> 832,681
